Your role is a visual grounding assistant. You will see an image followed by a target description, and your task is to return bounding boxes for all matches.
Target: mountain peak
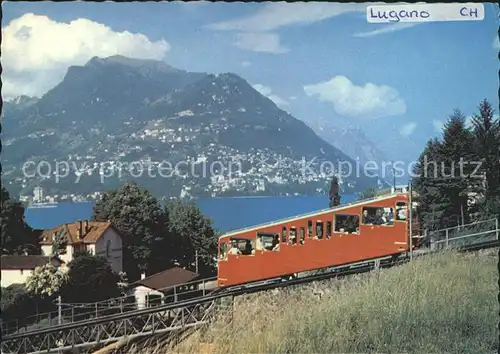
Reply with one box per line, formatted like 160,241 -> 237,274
7,95 -> 39,104
85,55 -> 181,74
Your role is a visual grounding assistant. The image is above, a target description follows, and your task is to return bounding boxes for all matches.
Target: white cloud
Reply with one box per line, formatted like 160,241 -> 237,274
207,3 -> 365,32
253,84 -> 289,108
2,13 -> 170,99
353,22 -> 422,38
235,32 -> 288,54
253,84 -> 272,96
433,120 -> 444,133
288,96 -> 298,100
304,76 -> 406,119
207,3 -> 364,54
207,3 -> 420,52
400,122 -> 417,136
241,61 -> 252,67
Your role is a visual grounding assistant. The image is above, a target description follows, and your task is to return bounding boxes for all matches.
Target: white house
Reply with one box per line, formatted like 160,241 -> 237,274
0,255 -> 63,288
128,267 -> 201,309
40,220 -> 123,274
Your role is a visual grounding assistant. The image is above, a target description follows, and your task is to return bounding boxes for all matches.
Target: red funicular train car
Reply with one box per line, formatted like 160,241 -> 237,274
217,192 -> 415,288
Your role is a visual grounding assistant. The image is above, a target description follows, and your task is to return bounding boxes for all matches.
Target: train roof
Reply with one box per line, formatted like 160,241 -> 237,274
219,192 -> 408,240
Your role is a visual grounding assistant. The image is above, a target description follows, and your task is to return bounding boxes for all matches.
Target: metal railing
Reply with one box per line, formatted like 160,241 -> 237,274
1,276 -> 218,337
430,218 -> 499,250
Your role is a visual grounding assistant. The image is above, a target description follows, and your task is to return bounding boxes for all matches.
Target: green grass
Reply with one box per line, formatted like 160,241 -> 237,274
131,249 -> 498,354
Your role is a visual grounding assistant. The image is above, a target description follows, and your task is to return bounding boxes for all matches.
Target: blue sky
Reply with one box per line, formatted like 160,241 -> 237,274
2,1 -> 499,161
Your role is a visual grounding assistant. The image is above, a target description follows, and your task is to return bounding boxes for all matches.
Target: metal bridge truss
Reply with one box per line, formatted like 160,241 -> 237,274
1,300 -> 218,354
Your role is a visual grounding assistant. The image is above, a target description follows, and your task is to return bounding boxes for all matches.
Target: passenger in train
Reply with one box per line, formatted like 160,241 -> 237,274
383,214 -> 389,224
381,212 -> 389,225
388,210 -> 394,223
316,224 -> 323,239
268,234 -> 278,251
373,209 -> 384,225
346,217 -> 357,233
228,241 -> 241,255
289,228 -> 297,244
397,206 -> 407,220
362,210 -> 374,224
255,237 -> 263,252
243,240 -> 253,255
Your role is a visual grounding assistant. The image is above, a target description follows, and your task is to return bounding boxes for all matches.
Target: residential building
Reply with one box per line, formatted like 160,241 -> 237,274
40,220 -> 123,274
0,255 -> 63,288
33,186 -> 44,202
127,267 -> 202,309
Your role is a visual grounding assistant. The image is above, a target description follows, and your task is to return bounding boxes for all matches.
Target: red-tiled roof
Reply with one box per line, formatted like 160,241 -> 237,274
131,267 -> 200,291
0,255 -> 62,270
40,221 -> 114,245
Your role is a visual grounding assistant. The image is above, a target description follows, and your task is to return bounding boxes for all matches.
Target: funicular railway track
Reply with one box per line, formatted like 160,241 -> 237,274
2,225 -> 498,354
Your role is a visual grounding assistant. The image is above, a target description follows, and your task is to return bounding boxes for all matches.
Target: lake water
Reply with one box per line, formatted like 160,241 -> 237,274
24,194 -> 357,233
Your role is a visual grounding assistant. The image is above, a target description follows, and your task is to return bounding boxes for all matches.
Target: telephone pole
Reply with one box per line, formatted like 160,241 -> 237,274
392,163 -> 396,192
57,295 -> 62,325
409,180 -> 413,261
195,249 -> 199,274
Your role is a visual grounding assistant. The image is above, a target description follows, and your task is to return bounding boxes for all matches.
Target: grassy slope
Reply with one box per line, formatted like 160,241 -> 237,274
131,250 -> 498,354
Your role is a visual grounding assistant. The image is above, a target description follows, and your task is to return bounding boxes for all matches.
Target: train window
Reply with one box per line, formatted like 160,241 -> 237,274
229,237 -> 255,255
316,221 -> 324,239
299,228 -> 305,245
396,202 -> 407,221
362,207 -> 394,226
257,233 -> 280,252
307,220 -> 313,238
281,227 -> 287,243
326,221 -> 332,239
334,214 -> 360,234
289,228 -> 297,245
219,242 -> 227,260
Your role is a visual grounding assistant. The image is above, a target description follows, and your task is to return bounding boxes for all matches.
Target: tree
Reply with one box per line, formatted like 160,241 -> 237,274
1,284 -> 29,316
165,199 -> 219,276
25,263 -> 68,297
51,231 -> 68,257
1,186 -> 40,255
1,284 -> 31,325
438,109 -> 476,227
61,252 -> 121,304
413,102 -> 499,232
328,176 -> 341,208
470,99 -> 500,213
412,138 -> 448,231
93,181 -> 169,280
117,271 -> 129,297
1,284 -> 55,329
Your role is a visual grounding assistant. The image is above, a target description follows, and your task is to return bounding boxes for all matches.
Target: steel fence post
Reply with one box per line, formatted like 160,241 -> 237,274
496,218 -> 499,240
